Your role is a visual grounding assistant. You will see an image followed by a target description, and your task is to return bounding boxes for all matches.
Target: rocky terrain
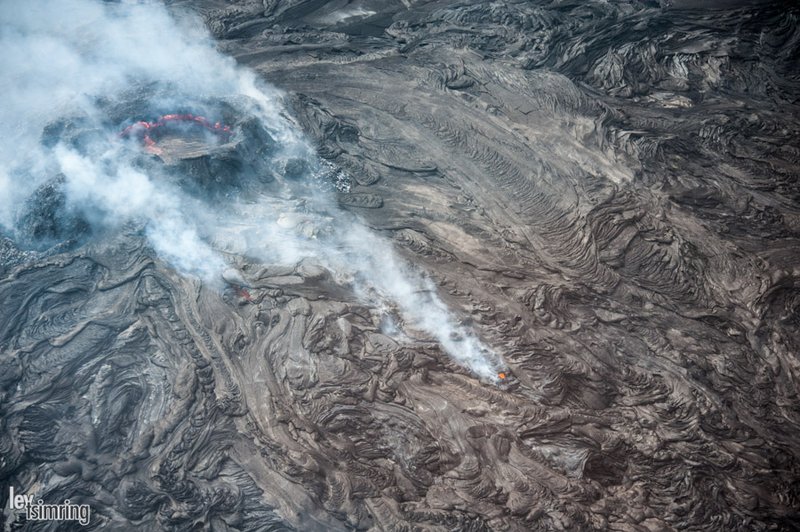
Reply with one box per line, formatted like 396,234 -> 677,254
1,0 -> 799,530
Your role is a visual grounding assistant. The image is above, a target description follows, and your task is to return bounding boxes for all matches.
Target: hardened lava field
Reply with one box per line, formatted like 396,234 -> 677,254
1,1 -> 799,530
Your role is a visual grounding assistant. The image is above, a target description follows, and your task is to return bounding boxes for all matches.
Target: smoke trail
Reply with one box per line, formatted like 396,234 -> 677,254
0,0 -> 506,381
337,224 -> 504,380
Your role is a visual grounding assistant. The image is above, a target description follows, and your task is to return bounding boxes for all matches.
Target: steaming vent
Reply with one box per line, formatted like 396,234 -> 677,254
15,96 -> 291,252
109,98 -> 281,191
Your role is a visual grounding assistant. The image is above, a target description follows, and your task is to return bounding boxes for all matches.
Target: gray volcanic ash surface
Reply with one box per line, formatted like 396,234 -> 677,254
2,0 -> 800,530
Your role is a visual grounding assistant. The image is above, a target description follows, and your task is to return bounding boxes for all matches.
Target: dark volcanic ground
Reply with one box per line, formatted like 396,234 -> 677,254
2,0 -> 800,530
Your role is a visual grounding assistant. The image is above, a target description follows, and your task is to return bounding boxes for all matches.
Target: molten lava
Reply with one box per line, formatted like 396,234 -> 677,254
120,113 -> 233,155
236,286 -> 253,302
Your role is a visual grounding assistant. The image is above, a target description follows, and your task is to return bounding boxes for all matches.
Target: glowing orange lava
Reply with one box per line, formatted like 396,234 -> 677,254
119,113 -> 232,154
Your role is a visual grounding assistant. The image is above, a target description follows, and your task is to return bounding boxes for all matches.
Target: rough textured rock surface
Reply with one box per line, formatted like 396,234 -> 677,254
2,0 -> 800,530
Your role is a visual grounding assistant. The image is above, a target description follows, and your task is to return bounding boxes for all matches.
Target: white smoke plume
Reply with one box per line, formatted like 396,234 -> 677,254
0,0 -> 506,381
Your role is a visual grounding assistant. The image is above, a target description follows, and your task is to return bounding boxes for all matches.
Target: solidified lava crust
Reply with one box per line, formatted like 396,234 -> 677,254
1,1 -> 799,530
